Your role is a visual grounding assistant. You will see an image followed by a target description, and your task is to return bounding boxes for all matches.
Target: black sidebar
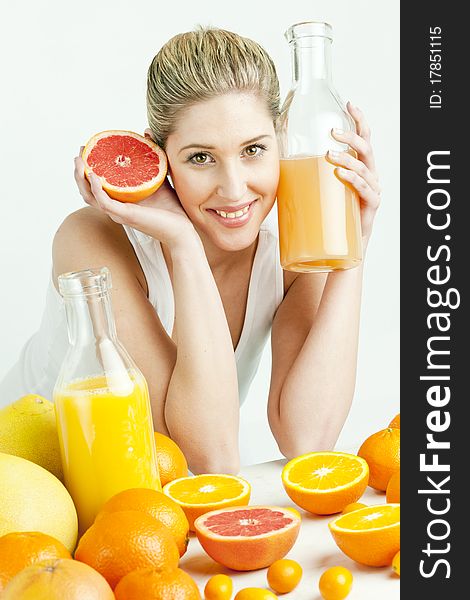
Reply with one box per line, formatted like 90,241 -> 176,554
401,3 -> 466,597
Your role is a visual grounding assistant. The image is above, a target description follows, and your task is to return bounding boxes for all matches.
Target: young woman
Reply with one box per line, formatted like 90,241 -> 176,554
0,27 -> 381,474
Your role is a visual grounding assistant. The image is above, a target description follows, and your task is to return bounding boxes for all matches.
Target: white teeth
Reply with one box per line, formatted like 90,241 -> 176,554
214,204 -> 251,219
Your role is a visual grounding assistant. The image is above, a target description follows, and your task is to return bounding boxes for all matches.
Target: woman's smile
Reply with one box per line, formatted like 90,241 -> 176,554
206,199 -> 258,228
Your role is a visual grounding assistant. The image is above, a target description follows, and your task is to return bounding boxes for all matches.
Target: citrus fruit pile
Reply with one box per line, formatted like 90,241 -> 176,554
0,384 -> 400,597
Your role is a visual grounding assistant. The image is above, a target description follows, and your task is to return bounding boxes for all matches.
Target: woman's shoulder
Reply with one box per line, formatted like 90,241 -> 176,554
52,207 -> 147,294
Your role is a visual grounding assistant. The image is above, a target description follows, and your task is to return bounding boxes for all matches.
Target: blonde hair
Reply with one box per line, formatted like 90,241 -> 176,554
146,26 -> 280,147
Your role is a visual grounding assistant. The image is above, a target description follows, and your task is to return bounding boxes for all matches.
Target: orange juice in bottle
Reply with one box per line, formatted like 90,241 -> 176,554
53,268 -> 160,534
276,21 -> 362,272
277,154 -> 362,271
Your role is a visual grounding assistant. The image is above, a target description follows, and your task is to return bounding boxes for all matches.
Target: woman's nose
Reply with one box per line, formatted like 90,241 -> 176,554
216,161 -> 248,202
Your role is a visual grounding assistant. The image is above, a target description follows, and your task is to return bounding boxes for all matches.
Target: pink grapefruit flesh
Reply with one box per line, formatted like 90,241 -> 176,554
194,506 -> 301,571
82,130 -> 167,202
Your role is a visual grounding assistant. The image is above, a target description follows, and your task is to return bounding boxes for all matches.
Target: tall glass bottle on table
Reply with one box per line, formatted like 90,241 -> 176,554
53,267 -> 161,534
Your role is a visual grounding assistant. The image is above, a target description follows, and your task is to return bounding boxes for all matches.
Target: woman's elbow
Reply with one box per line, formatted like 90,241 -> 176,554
189,455 -> 241,476
277,435 -> 336,461
185,443 -> 241,476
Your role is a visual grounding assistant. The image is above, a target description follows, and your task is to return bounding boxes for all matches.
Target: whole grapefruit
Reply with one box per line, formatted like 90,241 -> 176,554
1,558 -> 114,600
0,395 -> 63,481
0,453 -> 78,552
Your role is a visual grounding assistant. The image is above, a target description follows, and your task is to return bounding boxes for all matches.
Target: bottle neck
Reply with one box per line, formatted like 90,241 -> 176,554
290,37 -> 332,88
64,291 -> 117,347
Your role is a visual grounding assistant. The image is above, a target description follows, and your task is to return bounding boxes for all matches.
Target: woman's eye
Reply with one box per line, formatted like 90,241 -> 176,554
244,144 -> 267,158
191,153 -> 209,164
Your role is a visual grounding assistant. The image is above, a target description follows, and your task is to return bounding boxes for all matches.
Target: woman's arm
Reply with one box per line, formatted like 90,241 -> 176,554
268,104 -> 381,457
162,235 -> 241,475
268,265 -> 363,457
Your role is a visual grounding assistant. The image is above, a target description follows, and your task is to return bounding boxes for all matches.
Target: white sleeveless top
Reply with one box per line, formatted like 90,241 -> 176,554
0,210 -> 284,408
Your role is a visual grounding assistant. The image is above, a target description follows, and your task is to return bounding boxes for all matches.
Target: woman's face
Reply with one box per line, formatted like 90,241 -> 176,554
164,92 -> 280,252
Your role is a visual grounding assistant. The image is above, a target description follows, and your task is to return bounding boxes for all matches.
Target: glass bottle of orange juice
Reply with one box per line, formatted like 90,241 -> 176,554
276,21 -> 362,272
53,267 -> 161,534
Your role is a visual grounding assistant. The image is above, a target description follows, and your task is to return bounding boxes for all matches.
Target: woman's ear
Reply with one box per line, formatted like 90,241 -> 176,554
144,127 -> 154,140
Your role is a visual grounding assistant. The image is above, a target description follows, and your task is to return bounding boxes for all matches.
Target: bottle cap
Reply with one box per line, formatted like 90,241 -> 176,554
285,21 -> 333,43
58,267 -> 112,297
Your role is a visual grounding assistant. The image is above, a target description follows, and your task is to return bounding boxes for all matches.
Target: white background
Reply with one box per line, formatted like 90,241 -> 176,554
0,0 -> 399,465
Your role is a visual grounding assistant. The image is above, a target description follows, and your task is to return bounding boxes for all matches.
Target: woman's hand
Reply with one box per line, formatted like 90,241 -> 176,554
327,101 -> 381,248
73,136 -> 197,251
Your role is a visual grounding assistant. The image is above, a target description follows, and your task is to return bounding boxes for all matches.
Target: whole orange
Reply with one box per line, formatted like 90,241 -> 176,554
1,558 -> 114,600
358,428 -> 400,491
74,509 -> 179,589
388,414 -> 400,428
96,487 -> 190,557
386,470 -> 400,503
154,432 -> 189,486
114,566 -> 201,599
0,531 -> 71,592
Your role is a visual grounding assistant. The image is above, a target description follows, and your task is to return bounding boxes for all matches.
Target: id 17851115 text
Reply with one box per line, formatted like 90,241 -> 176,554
429,26 -> 442,109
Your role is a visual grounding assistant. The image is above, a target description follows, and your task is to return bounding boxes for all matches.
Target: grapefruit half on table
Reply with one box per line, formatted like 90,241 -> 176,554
194,506 -> 301,571
81,130 -> 167,202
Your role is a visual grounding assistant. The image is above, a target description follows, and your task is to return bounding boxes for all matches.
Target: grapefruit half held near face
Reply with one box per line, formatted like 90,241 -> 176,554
81,130 -> 167,202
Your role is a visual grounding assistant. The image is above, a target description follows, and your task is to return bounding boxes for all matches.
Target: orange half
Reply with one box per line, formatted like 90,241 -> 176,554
329,503 -> 400,566
163,474 -> 251,531
282,451 -> 369,515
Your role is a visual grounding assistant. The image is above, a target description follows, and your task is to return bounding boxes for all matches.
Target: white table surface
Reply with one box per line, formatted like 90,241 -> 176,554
180,458 -> 400,600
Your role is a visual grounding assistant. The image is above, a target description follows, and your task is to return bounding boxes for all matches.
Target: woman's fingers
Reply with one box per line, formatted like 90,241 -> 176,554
73,155 -> 97,207
331,128 -> 375,171
87,172 -> 130,220
87,173 -> 162,230
331,103 -> 375,171
327,149 -> 381,195
334,167 -> 381,213
346,101 -> 371,142
329,103 -> 381,241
